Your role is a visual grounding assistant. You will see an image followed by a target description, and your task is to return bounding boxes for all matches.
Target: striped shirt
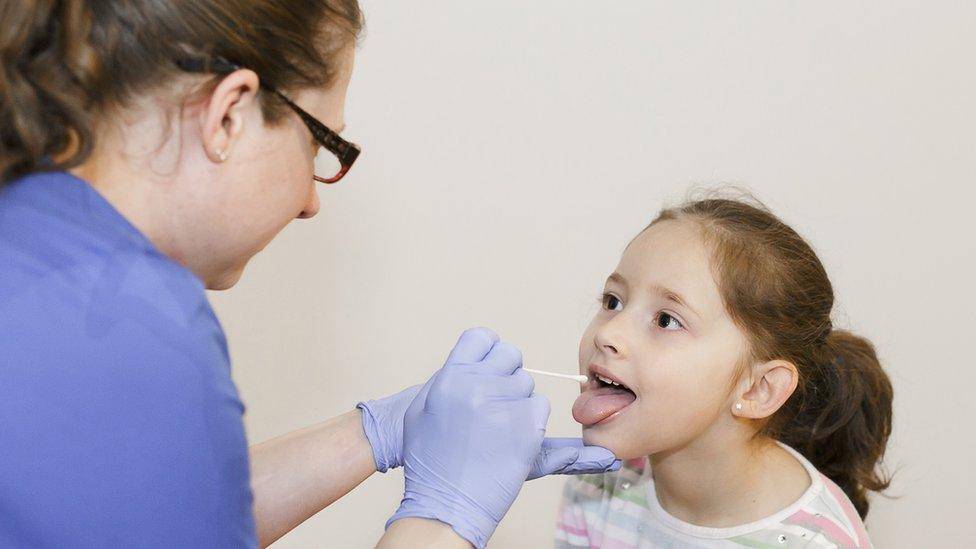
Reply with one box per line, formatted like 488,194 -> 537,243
555,444 -> 872,548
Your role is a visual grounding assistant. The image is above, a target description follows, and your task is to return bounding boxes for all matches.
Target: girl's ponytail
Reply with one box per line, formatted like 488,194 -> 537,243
0,1 -> 99,183
785,330 -> 893,517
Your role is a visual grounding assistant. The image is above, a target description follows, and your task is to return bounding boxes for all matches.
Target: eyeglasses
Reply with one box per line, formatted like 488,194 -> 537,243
176,56 -> 360,184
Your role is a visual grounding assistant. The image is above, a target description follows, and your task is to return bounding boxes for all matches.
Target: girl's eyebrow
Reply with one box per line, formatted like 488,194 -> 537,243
608,272 -> 702,319
648,284 -> 702,320
606,272 -> 628,288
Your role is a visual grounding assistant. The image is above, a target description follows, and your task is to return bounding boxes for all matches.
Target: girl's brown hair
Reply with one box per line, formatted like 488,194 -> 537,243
0,0 -> 362,184
650,195 -> 893,518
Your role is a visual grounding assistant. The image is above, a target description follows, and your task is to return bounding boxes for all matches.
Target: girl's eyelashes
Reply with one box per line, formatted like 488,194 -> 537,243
601,292 -> 623,312
655,311 -> 684,331
600,292 -> 685,331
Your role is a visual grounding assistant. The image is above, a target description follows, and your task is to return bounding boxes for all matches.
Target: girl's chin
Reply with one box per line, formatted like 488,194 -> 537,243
581,426 -> 653,461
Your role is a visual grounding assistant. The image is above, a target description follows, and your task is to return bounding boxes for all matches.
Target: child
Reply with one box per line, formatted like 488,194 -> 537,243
557,196 -> 892,548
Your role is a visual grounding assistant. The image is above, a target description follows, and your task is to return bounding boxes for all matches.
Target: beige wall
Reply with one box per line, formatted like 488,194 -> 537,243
209,2 -> 975,547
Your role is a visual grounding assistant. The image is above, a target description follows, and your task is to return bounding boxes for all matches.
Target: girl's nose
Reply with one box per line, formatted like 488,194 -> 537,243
594,318 -> 626,357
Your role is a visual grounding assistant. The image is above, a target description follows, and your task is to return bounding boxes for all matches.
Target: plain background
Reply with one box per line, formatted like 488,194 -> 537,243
209,2 -> 975,547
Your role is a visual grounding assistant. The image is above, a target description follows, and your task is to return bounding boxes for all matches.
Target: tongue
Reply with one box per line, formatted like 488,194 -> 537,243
572,387 -> 637,426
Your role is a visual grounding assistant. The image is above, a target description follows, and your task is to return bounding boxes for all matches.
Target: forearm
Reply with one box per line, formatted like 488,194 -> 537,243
377,518 -> 472,549
249,409 -> 375,547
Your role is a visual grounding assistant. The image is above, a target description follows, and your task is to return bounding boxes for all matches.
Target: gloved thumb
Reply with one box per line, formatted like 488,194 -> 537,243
526,437 -> 621,480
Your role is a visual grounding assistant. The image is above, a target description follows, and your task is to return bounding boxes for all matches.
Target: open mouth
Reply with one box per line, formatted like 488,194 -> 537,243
572,366 -> 637,427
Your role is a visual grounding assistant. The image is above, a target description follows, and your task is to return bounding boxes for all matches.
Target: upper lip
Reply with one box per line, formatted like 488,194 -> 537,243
587,363 -> 633,392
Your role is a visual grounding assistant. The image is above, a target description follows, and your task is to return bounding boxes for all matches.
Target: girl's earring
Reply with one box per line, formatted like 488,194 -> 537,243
215,149 -> 228,163
735,402 -> 743,411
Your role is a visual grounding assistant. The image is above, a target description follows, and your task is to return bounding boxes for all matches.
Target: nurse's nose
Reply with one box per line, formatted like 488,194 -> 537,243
297,185 -> 320,219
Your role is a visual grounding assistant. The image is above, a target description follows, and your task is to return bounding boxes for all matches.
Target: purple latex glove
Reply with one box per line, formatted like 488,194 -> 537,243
357,350 -> 619,478
357,384 -> 423,473
527,437 -> 621,480
385,328 -> 619,548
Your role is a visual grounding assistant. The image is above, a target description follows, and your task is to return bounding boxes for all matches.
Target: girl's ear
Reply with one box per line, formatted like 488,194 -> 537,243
732,360 -> 799,419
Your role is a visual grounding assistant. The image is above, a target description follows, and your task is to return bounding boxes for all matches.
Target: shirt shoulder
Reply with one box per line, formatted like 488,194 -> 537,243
722,450 -> 873,549
0,172 -> 255,547
771,473 -> 873,549
0,171 -> 226,363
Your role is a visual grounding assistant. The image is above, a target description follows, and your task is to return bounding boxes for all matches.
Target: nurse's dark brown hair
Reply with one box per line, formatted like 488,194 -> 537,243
649,195 -> 893,518
0,0 -> 362,183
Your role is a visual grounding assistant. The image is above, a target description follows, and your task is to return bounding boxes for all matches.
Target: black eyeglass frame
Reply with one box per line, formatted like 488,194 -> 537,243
176,56 -> 360,184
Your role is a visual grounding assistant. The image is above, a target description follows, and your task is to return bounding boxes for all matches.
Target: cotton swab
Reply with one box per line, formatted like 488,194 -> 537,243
524,368 -> 588,384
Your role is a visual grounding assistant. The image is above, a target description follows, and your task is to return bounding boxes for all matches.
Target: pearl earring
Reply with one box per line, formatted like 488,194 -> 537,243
215,149 -> 228,162
735,402 -> 743,411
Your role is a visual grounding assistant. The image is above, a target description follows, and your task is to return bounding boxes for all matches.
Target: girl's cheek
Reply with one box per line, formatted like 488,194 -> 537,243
577,329 -> 597,372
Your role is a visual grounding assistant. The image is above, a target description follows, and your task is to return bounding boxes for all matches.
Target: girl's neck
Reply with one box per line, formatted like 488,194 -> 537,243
648,435 -> 810,528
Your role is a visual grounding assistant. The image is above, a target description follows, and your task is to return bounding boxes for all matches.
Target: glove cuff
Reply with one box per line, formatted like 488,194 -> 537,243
356,401 -> 394,473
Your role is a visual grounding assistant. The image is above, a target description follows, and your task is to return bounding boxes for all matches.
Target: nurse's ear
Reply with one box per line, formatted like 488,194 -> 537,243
199,69 -> 260,164
732,359 -> 799,419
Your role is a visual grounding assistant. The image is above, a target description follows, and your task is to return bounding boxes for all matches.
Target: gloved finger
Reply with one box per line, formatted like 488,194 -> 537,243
539,437 -> 586,450
559,444 -> 621,475
526,444 -> 578,480
526,438 -> 621,480
528,392 -> 551,433
477,341 -> 523,375
479,367 -> 534,398
444,327 -> 499,366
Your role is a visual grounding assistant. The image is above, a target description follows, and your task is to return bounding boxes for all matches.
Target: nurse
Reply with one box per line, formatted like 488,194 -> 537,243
0,2 -> 618,548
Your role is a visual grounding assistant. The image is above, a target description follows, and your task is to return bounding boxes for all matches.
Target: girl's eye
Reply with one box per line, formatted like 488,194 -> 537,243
655,312 -> 684,331
602,293 -> 623,312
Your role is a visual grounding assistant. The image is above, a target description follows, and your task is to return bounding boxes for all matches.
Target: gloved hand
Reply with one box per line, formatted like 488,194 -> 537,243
385,328 -> 619,548
356,379 -> 619,477
357,384 -> 423,472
